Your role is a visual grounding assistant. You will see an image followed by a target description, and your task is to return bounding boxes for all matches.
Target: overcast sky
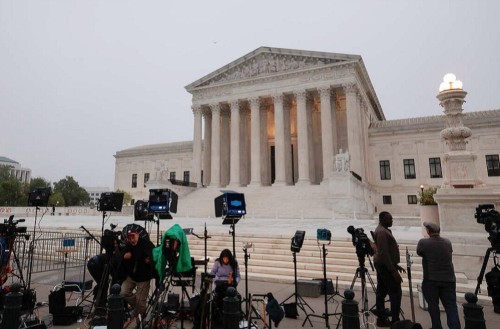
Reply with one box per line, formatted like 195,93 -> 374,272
1,1 -> 499,189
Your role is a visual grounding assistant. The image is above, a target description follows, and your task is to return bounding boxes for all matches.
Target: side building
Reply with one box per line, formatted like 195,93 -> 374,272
0,156 -> 32,184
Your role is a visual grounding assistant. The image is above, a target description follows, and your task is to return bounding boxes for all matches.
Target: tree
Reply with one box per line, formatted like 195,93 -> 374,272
53,176 -> 90,206
0,165 -> 25,206
29,177 -> 51,191
48,192 -> 65,207
116,189 -> 133,206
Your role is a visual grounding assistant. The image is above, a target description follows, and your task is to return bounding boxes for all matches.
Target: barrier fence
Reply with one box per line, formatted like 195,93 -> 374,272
12,231 -> 102,275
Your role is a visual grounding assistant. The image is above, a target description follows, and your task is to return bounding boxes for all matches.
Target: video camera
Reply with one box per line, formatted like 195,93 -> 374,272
0,215 -> 27,237
475,204 -> 500,250
101,228 -> 122,255
347,225 -> 375,258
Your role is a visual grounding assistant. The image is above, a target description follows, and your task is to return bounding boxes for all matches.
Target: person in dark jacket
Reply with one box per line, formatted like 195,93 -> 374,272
417,222 -> 460,329
121,226 -> 155,318
373,211 -> 404,327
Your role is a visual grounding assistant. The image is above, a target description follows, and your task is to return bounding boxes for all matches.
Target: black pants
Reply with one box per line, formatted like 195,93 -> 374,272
375,264 -> 402,322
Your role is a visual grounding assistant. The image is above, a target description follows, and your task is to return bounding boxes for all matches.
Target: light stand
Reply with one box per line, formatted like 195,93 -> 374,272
303,241 -> 331,329
26,206 -> 40,291
281,250 -> 314,320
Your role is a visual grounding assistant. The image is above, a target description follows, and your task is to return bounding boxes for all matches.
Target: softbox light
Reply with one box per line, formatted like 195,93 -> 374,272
214,191 -> 246,223
97,192 -> 124,212
134,200 -> 154,221
28,187 -> 52,207
291,230 -> 306,253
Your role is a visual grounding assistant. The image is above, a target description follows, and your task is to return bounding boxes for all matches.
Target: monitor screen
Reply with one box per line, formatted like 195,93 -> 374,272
225,193 -> 246,216
148,189 -> 170,213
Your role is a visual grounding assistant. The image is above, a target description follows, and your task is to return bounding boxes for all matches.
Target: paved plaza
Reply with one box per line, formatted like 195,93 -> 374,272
10,215 -> 499,328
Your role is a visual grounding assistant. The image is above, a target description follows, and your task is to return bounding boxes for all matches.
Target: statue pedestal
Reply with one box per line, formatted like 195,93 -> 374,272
328,172 -> 373,218
434,188 -> 500,278
443,151 -> 481,188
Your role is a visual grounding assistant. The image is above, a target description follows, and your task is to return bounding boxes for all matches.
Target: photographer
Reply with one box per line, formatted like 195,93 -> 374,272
373,211 -> 404,327
417,222 -> 460,329
121,225 -> 155,319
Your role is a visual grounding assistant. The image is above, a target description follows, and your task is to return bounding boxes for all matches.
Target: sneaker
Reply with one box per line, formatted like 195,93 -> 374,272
376,317 -> 391,327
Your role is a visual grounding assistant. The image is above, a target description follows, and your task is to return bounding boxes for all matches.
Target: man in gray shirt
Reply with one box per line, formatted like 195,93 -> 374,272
417,222 -> 461,329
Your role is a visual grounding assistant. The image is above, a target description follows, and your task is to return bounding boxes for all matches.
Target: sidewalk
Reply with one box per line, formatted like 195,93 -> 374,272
28,253 -> 496,329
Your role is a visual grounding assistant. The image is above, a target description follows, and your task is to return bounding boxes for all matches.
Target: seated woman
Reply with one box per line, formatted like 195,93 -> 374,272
210,249 -> 241,308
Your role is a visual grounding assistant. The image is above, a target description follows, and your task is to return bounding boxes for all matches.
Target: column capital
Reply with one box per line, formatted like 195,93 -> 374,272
318,86 -> 331,98
272,93 -> 284,106
229,100 -> 240,111
294,90 -> 307,102
249,96 -> 260,109
343,83 -> 358,95
209,103 -> 221,113
191,105 -> 202,116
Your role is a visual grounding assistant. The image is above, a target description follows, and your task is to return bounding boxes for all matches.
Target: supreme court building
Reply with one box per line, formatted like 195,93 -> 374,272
114,47 -> 500,219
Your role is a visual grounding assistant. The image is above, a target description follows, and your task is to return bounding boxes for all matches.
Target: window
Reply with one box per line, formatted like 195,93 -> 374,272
144,173 -> 150,187
486,154 -> 500,177
403,159 -> 416,179
429,157 -> 442,178
379,160 -> 391,180
131,174 -> 137,188
131,199 -> 135,206
407,195 -> 418,204
183,171 -> 190,183
170,172 -> 176,181
383,195 -> 392,204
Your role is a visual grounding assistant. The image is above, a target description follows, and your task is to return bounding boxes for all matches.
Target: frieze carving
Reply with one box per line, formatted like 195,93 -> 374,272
200,53 -> 341,87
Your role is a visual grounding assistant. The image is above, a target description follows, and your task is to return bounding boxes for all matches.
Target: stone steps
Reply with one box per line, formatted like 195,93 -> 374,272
186,233 -> 481,299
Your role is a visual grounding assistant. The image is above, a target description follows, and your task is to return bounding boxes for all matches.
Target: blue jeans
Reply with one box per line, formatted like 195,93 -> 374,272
422,280 -> 461,329
375,264 -> 402,322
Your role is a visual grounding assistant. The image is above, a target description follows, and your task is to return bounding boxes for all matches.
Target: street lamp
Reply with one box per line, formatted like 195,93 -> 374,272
439,73 -> 463,92
420,185 -> 424,194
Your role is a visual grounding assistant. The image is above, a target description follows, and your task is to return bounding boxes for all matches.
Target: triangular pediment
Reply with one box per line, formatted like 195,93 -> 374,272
186,47 -> 360,90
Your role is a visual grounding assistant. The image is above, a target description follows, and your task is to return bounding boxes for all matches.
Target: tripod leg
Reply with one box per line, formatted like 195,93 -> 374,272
475,248 -> 493,295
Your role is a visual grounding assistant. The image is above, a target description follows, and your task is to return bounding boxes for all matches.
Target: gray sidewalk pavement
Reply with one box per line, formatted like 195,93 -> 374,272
9,214 -> 498,328
28,263 -> 497,329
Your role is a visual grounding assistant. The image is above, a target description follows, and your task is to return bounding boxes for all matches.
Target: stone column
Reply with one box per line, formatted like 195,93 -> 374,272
344,83 -> 362,178
295,90 -> 310,184
273,94 -> 286,185
220,109 -> 230,187
229,100 -> 241,186
210,103 -> 221,187
319,87 -> 334,182
249,97 -> 262,186
202,110 -> 212,186
192,106 -> 203,187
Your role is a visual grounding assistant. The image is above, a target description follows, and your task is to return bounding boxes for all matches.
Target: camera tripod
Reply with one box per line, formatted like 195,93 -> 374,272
281,250 -> 314,320
475,246 -> 500,295
336,254 -> 377,329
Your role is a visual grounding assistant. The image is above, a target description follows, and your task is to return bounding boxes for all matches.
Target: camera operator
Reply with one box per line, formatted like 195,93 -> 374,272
417,222 -> 461,329
121,225 -> 155,320
87,230 -> 125,310
373,211 -> 404,327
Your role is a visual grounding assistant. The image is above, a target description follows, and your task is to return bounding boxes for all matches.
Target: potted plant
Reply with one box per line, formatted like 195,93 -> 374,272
419,186 -> 438,206
419,186 -> 439,236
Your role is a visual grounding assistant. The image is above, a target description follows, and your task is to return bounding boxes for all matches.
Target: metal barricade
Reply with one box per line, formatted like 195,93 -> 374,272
13,231 -> 102,274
